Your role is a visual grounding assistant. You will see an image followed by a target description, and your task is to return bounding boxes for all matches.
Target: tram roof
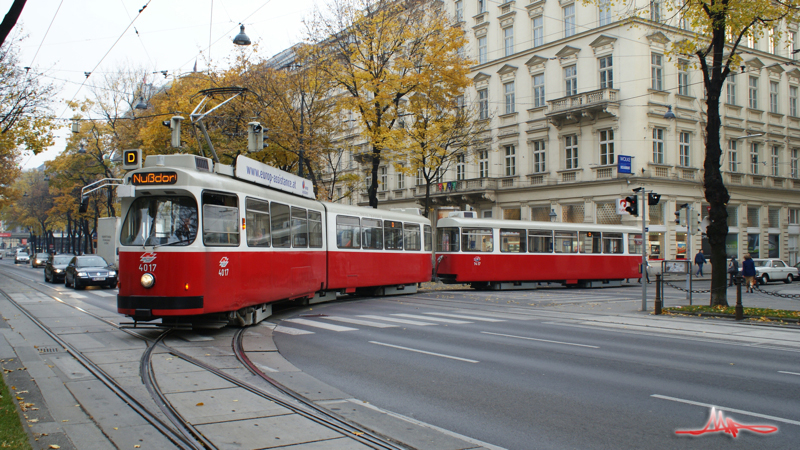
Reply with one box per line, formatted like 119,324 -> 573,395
436,217 -> 641,233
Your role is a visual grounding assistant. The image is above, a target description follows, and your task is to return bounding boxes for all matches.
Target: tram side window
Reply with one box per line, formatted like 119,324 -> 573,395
424,225 -> 432,252
437,227 -> 459,252
603,232 -> 623,254
336,216 -> 360,249
554,231 -> 578,253
292,207 -> 308,248
271,203 -> 291,248
628,233 -> 643,255
462,228 -> 493,252
528,230 -> 553,253
245,198 -> 270,247
579,232 -> 602,254
202,192 -> 240,246
385,221 -> 404,250
308,211 -> 323,248
500,229 -> 526,253
404,224 -> 421,251
362,218 -> 383,249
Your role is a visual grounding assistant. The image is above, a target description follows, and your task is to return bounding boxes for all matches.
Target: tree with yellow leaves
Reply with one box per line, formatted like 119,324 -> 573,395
306,0 -> 473,208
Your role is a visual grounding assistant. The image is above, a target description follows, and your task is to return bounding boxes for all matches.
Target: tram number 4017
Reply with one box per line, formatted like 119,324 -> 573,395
139,264 -> 156,272
219,268 -> 229,277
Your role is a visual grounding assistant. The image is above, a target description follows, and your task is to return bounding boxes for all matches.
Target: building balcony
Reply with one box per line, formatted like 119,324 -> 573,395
546,88 -> 619,127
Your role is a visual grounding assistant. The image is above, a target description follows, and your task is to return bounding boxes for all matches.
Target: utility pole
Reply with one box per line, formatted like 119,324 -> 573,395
640,187 -> 647,311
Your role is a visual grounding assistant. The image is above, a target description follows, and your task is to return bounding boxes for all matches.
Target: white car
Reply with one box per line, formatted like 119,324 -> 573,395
14,251 -> 30,264
750,259 -> 798,284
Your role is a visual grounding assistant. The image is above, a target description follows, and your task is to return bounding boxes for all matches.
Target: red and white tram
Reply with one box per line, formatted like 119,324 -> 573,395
116,153 -> 432,326
434,215 -> 642,289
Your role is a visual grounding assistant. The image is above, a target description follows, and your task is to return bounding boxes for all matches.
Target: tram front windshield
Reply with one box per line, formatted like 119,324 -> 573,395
120,196 -> 198,246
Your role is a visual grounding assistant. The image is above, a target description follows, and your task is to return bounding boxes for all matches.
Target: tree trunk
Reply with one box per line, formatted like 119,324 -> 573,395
0,0 -> 26,47
368,145 -> 381,208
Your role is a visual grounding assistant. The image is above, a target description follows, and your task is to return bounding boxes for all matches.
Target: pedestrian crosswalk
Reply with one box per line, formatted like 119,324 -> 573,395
274,311 -> 508,335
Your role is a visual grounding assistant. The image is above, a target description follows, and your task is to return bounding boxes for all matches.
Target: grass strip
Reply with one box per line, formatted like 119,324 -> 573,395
664,304 -> 800,321
0,366 -> 31,449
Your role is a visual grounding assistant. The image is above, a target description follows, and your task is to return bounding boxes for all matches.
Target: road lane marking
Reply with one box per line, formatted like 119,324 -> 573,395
273,326 -> 314,335
369,341 -> 479,363
92,291 -> 116,297
285,318 -> 357,332
392,314 -> 471,324
779,371 -> 800,376
324,316 -> 397,328
358,315 -> 436,326
425,312 -> 505,322
481,331 -> 599,348
651,394 -> 800,426
67,293 -> 87,298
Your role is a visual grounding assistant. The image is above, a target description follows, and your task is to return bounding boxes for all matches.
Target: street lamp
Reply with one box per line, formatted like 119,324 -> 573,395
663,106 -> 676,119
549,209 -> 557,222
233,24 -> 251,46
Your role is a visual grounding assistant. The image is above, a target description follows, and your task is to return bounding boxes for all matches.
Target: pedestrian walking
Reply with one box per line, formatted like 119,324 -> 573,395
694,251 -> 706,277
742,253 -> 756,293
728,256 -> 739,286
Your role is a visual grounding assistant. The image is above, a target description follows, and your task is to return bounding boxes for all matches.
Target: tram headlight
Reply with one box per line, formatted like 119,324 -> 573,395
140,273 -> 155,289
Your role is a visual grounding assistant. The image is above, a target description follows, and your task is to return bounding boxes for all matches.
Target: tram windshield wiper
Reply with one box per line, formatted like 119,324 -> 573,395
154,239 -> 193,248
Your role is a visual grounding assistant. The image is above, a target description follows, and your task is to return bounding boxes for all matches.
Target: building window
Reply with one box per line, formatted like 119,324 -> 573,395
652,128 -> 664,164
650,0 -> 661,22
750,143 -> 759,175
728,140 -> 739,172
651,54 -> 663,91
564,4 -> 575,38
771,145 -> 780,177
504,81 -> 515,114
679,131 -> 690,167
746,34 -> 754,48
504,145 -> 516,176
793,149 -> 799,178
479,150 -> 489,178
478,36 -> 487,65
397,172 -> 405,189
565,135 -> 579,169
455,0 -> 463,22
565,65 -> 577,96
769,28 -> 776,54
478,88 -> 488,120
533,140 -> 546,173
791,86 -> 798,116
456,154 -> 466,180
599,55 -> 613,89
379,166 -> 388,191
790,208 -> 799,225
749,76 -> 758,109
727,73 -> 737,105
678,60 -> 690,96
598,0 -> 611,26
793,31 -> 799,60
416,168 -> 424,186
478,0 -> 485,13
533,74 -> 545,108
504,26 -> 514,57
770,81 -> 779,113
599,129 -> 614,165
533,16 -> 543,47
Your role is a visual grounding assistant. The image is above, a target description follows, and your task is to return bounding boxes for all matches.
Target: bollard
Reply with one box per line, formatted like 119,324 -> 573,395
735,274 -> 744,321
655,273 -> 662,315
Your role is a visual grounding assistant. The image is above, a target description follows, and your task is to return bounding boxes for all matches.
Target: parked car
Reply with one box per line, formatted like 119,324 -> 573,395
4,250 -> 14,257
31,252 -> 50,268
14,251 -> 30,264
65,255 -> 118,290
747,259 -> 799,284
44,254 -> 74,283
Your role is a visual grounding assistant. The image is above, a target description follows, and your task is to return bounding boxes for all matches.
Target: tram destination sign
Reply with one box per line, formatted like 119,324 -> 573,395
235,155 -> 314,199
131,171 -> 178,185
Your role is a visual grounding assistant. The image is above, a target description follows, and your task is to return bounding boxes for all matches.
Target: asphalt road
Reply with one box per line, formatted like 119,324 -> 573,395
272,289 -> 800,450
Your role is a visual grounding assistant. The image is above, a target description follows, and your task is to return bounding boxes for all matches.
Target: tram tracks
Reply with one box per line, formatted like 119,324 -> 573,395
0,268 -> 410,450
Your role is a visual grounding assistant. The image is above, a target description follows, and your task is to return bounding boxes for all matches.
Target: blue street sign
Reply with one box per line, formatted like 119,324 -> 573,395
618,155 -> 632,174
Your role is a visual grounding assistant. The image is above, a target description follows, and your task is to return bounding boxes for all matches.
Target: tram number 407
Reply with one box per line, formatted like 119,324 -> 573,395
219,268 -> 229,277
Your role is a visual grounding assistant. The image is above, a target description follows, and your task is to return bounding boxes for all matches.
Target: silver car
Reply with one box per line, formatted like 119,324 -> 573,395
752,259 -> 798,284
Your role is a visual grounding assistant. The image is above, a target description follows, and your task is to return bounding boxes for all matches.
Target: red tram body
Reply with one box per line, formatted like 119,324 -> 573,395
117,154 -> 431,326
435,216 -> 642,289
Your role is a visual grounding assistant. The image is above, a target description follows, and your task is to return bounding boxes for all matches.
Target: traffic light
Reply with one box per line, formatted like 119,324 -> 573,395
648,193 -> 661,205
675,208 -> 686,226
624,195 -> 638,216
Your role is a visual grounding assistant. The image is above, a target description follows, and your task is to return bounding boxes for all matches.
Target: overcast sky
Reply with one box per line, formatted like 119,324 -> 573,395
2,0 -> 318,169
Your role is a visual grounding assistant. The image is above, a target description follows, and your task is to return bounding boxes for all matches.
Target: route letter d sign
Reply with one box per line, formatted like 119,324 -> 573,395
122,149 -> 142,170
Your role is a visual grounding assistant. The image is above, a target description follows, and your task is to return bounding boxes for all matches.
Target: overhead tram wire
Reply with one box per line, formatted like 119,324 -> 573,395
57,0 -> 154,120
26,0 -> 65,70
